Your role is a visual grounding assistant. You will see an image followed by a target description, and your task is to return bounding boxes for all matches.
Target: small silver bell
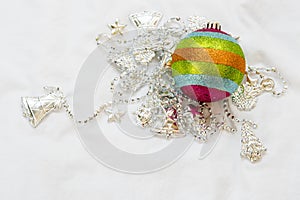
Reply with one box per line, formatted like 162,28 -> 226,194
21,86 -> 65,127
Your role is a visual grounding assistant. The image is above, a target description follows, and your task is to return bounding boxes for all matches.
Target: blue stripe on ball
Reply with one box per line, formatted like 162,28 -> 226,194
186,31 -> 238,44
174,74 -> 239,94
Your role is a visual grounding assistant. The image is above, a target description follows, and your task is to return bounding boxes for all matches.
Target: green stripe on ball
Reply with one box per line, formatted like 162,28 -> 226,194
176,36 -> 245,58
172,60 -> 244,85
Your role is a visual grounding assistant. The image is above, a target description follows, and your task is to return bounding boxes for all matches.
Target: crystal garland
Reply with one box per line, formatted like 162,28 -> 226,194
21,11 -> 288,163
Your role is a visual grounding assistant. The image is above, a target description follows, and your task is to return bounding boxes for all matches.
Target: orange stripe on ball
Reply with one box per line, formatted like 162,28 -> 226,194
171,48 -> 246,73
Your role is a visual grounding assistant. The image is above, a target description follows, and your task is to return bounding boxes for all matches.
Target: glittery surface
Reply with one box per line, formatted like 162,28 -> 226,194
174,74 -> 239,94
172,60 -> 244,84
181,85 -> 230,102
187,31 -> 238,44
171,28 -> 246,102
176,37 -> 244,57
172,48 -> 246,73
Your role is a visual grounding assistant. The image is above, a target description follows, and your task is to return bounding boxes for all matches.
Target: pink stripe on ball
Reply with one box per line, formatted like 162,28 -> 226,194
181,85 -> 230,102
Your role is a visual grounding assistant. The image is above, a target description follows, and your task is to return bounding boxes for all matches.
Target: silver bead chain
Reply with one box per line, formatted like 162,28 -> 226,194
62,101 -> 112,124
223,99 -> 258,130
222,99 -> 238,133
248,66 -> 288,97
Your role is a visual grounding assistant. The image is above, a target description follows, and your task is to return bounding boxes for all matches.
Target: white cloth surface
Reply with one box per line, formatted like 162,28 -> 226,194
1,0 -> 300,199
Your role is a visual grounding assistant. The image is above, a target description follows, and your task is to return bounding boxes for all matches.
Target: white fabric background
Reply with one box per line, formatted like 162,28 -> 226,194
1,0 -> 300,199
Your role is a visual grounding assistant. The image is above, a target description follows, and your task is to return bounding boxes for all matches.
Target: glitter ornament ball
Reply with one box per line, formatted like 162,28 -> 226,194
171,26 -> 246,102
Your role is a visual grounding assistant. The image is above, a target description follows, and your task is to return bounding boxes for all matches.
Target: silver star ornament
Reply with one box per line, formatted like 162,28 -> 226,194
108,19 -> 127,35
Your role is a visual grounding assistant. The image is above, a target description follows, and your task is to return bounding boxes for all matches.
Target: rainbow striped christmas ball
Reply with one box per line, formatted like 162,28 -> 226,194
171,28 -> 246,102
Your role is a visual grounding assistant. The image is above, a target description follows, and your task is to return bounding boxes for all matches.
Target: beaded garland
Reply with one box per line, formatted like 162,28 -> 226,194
171,28 -> 246,102
20,12 -> 288,164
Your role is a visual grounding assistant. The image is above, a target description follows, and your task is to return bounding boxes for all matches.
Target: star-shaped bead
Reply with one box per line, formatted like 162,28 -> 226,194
151,107 -> 185,138
108,19 -> 127,35
186,104 -> 201,118
105,109 -> 125,123
151,117 -> 181,138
